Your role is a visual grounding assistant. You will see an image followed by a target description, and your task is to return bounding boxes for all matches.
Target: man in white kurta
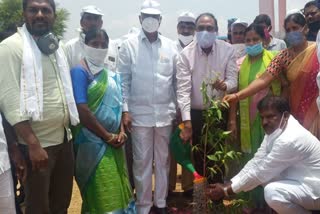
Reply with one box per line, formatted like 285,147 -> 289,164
0,114 -> 16,214
118,1 -> 177,213
207,96 -> 320,213
65,5 -> 119,72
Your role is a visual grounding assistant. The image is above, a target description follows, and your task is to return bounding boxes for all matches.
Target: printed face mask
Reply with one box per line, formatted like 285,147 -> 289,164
141,17 -> 160,33
196,31 -> 217,48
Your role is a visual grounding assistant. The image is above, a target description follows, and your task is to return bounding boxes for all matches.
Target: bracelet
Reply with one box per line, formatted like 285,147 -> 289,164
234,93 -> 240,101
106,134 -> 115,143
223,186 -> 229,197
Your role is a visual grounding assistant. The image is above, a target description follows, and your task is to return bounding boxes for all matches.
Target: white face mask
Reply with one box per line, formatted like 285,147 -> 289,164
83,44 -> 108,75
141,17 -> 160,33
178,34 -> 194,46
265,113 -> 286,150
196,31 -> 217,48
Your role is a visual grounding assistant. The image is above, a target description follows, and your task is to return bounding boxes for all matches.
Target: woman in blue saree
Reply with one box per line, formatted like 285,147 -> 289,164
70,29 -> 135,213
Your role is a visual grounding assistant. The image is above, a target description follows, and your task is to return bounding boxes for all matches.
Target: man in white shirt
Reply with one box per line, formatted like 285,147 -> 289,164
169,11 -> 195,198
65,5 -> 118,71
207,96 -> 320,213
0,115 -> 16,213
175,12 -> 196,51
176,12 -> 238,182
118,0 -> 177,213
253,14 -> 287,51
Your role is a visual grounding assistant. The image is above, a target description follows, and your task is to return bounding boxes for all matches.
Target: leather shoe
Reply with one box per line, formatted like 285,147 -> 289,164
154,206 -> 168,214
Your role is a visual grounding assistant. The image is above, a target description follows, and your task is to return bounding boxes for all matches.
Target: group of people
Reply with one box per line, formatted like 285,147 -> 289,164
1,0 -> 320,214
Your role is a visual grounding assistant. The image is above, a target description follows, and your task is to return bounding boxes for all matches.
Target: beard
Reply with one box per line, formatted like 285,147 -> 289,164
308,20 -> 320,32
26,22 -> 52,37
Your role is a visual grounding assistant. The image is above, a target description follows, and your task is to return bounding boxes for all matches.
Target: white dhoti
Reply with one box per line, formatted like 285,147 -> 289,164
131,126 -> 172,214
0,169 -> 16,214
264,180 -> 320,214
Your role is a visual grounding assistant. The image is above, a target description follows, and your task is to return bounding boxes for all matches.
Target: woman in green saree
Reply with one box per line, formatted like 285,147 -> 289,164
229,24 -> 281,210
70,29 -> 136,213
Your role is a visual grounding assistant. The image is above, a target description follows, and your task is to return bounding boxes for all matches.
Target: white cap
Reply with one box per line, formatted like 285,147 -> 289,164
231,19 -> 248,30
140,0 -> 161,15
81,5 -> 104,17
178,11 -> 196,24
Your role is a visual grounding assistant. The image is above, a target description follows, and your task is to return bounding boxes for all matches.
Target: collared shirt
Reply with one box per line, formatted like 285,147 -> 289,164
118,31 -> 178,127
65,32 -> 119,72
0,33 -> 71,148
231,116 -> 320,199
267,37 -> 287,51
176,40 -> 238,121
0,115 -> 10,175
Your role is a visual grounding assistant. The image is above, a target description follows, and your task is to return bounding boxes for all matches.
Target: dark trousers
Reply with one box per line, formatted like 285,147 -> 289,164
20,137 -> 74,214
191,109 -> 227,184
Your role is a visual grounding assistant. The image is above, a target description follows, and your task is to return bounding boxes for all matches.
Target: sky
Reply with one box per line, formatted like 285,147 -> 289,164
55,0 -> 308,41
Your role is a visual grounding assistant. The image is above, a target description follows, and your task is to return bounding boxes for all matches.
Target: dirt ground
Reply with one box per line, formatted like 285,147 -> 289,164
68,166 -> 188,214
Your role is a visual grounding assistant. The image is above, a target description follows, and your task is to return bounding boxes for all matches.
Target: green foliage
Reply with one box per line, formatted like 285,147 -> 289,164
194,79 -> 247,212
0,0 -> 70,38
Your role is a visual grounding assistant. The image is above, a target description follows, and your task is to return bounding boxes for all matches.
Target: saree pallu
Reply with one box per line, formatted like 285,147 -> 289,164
239,50 -> 280,154
72,69 -> 136,214
287,43 -> 320,139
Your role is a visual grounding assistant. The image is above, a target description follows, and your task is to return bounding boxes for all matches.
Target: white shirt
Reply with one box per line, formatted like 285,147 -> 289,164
231,116 -> 320,200
316,32 -> 320,112
65,32 -> 119,72
176,39 -> 238,121
0,115 -> 11,175
118,31 -> 178,127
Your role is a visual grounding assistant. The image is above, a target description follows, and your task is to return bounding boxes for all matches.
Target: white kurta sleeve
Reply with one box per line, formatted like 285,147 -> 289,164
224,47 -> 238,93
231,137 -> 300,193
118,42 -> 132,112
176,53 -> 192,121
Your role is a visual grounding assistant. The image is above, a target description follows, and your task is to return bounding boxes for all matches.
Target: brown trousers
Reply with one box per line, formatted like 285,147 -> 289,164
169,154 -> 194,191
19,138 -> 74,214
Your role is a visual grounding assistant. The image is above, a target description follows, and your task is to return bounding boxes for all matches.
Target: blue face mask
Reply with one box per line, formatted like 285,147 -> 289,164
286,31 -> 304,47
196,31 -> 217,48
245,42 -> 264,56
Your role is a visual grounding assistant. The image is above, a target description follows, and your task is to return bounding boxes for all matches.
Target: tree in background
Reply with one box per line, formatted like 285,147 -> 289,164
0,0 -> 70,41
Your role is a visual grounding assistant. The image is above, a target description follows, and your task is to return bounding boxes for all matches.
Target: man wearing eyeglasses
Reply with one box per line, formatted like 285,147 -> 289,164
176,12 -> 238,183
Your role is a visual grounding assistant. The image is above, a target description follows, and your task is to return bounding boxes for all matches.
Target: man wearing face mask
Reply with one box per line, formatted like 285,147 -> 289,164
207,96 -> 320,213
118,0 -> 178,213
168,11 -> 195,198
176,13 -> 238,183
0,0 -> 79,213
175,11 -> 196,51
230,19 -> 248,59
65,5 -> 119,72
304,1 -> 320,41
253,14 -> 287,51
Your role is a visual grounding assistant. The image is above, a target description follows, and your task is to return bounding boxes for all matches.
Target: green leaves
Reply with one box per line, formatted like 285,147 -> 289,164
0,0 -> 70,39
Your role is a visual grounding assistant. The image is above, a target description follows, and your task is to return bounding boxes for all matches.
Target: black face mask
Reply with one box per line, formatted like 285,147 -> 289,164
308,20 -> 320,32
36,32 -> 59,55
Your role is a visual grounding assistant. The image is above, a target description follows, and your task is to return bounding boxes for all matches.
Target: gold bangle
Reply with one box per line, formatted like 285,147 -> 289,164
106,134 -> 115,143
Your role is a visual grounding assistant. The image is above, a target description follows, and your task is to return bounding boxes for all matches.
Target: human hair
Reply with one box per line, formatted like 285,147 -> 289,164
195,13 -> 219,32
253,14 -> 272,27
304,1 -> 316,9
244,23 -> 266,40
84,29 -> 109,45
23,0 -> 56,13
284,13 -> 306,29
257,96 -> 290,114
